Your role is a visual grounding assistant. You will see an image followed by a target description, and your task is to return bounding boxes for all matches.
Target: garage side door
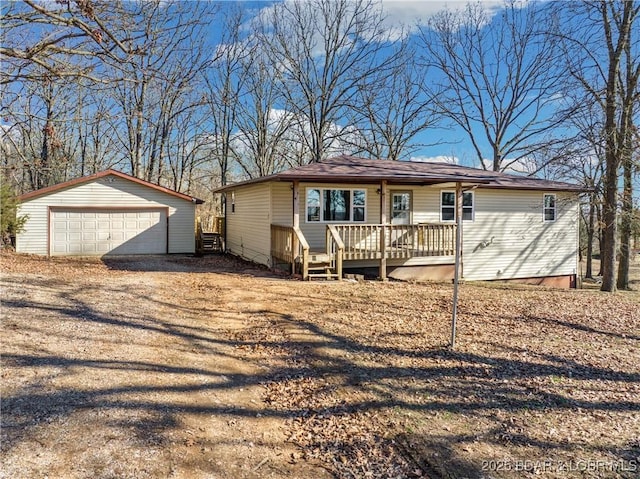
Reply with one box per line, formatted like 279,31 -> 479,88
51,209 -> 167,256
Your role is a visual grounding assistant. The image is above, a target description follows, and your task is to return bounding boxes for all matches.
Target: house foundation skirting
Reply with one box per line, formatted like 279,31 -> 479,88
388,264 -> 455,282
498,274 -> 577,289
387,264 -> 576,289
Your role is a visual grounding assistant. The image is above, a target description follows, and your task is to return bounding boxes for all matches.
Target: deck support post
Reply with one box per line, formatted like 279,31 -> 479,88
379,180 -> 388,280
292,180 -> 300,275
451,182 -> 463,349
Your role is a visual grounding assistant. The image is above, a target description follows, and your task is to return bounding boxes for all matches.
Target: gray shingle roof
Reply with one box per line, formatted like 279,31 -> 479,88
215,155 -> 585,192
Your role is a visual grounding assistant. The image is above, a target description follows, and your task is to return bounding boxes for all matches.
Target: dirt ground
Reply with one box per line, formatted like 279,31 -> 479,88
1,252 -> 639,479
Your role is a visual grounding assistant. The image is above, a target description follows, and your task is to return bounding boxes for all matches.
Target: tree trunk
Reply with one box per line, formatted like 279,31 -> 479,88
616,149 -> 633,289
600,161 -> 618,292
586,194 -> 595,279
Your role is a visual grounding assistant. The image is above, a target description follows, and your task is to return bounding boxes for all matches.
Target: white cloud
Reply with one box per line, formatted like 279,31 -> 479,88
379,0 -> 508,37
482,156 -> 538,174
410,155 -> 459,164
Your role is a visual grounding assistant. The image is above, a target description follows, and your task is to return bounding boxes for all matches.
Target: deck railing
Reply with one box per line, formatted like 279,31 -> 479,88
213,216 -> 225,236
270,223 -> 454,279
326,225 -> 344,279
271,224 -> 309,276
334,223 -> 455,260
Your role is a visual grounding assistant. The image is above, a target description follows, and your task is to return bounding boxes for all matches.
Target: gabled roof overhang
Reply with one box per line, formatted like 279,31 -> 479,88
212,155 -> 586,194
19,169 -> 204,204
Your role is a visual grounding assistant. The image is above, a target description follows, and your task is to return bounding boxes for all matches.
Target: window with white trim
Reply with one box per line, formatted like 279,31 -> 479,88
230,191 -> 235,214
543,193 -> 556,221
441,190 -> 474,222
306,188 -> 366,222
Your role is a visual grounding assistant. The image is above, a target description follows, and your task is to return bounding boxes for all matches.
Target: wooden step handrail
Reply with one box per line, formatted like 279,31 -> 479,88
293,225 -> 309,279
271,224 -> 310,279
326,225 -> 343,280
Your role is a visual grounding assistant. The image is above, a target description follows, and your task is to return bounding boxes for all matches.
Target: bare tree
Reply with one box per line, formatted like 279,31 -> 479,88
202,6 -> 247,187
418,0 -> 569,172
164,104 -> 212,194
233,37 -> 293,179
260,0 -> 396,163
1,75 -> 78,190
71,85 -> 122,176
554,97 -> 606,279
562,1 -> 640,292
617,123 -> 639,290
352,39 -> 439,160
616,36 -> 640,290
0,0 -> 144,84
109,1 -> 215,182
1,70 -> 126,192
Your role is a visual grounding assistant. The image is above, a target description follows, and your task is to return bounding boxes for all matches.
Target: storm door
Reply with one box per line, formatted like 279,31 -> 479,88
391,192 -> 411,225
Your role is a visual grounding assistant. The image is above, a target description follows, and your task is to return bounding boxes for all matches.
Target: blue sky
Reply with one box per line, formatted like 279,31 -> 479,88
207,0 -> 555,171
5,1 -> 624,185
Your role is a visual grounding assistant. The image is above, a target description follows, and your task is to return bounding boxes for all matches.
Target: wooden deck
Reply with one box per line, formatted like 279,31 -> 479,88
271,223 -> 455,280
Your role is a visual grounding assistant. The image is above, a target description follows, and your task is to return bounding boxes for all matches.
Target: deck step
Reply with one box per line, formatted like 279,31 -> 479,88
309,252 -> 332,263
308,265 -> 331,271
308,273 -> 340,279
199,232 -> 222,252
295,251 -> 340,280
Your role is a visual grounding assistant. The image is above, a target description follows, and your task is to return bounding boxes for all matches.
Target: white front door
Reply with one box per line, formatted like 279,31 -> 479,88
391,192 -> 411,225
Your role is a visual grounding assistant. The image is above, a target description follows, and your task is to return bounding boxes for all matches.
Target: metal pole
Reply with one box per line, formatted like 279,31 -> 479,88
451,182 -> 463,348
379,180 -> 387,280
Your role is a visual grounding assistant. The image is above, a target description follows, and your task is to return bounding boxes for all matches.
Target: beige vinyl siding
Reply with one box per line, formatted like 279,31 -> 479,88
409,186 -> 441,223
225,182 -> 272,266
271,182 -> 293,225
320,187 -> 578,280
16,200 -> 49,255
388,186 -> 578,280
300,183 -> 379,251
462,189 -> 578,281
17,176 -> 196,255
221,180 -> 579,282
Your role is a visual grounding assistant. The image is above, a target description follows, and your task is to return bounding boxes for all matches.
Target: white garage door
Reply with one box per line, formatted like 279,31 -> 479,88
51,209 -> 167,256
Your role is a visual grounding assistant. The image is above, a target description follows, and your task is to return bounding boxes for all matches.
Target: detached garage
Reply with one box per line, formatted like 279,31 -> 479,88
17,170 -> 203,256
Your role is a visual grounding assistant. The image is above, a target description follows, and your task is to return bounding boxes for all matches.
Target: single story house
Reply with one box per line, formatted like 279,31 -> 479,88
215,155 -> 585,287
17,169 -> 203,256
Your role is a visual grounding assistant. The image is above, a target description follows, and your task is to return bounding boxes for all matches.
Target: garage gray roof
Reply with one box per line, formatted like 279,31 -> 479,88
214,155 -> 585,192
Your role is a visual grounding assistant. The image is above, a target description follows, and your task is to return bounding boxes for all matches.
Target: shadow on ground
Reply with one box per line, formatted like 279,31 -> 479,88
2,255 -> 639,478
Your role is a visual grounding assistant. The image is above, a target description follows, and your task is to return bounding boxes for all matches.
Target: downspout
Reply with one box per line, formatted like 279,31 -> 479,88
293,180 -> 300,228
223,192 -> 228,252
292,180 -> 300,275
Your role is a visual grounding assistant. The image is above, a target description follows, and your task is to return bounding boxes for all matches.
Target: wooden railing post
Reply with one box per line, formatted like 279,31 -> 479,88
291,235 -> 298,275
327,225 -> 344,280
293,225 -> 309,280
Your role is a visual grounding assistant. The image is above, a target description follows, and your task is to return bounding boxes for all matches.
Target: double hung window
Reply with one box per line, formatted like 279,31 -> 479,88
543,194 -> 556,222
441,191 -> 474,221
